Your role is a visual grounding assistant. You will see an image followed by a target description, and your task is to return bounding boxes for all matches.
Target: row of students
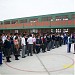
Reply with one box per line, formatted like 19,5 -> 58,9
0,32 -> 75,62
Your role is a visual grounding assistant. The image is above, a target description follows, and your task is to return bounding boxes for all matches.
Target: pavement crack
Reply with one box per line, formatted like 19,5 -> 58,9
35,54 -> 50,75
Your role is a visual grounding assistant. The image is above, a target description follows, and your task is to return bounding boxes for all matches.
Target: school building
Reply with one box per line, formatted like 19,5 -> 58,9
0,12 -> 75,34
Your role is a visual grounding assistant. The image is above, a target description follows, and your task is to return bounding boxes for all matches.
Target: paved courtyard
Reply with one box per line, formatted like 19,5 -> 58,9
0,44 -> 75,75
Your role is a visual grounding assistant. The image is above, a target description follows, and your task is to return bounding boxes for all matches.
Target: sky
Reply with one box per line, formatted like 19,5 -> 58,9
0,0 -> 75,21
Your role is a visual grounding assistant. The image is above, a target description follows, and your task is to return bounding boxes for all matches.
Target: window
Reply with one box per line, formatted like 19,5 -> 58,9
55,16 -> 62,21
19,20 -> 24,23
42,16 -> 52,21
15,30 -> 18,33
62,15 -> 68,20
72,14 -> 75,19
0,21 -> 3,25
4,21 -> 10,24
51,29 -> 53,32
24,19 -> 27,23
63,29 -> 68,33
56,29 -> 61,33
29,18 -> 38,22
51,19 -> 53,21
20,19 -> 27,23
11,20 -> 18,24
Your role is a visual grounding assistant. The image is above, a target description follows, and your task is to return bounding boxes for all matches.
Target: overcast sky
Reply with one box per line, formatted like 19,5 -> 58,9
0,0 -> 75,21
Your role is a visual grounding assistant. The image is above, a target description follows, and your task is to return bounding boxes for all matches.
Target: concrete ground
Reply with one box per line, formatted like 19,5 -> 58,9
0,44 -> 75,75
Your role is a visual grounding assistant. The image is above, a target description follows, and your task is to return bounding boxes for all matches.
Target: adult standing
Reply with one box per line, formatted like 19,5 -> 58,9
0,37 -> 3,52
41,35 -> 46,53
14,36 -> 19,60
74,43 -> 75,54
32,34 -> 36,53
0,37 -> 3,64
10,33 -> 14,54
67,34 -> 72,53
27,34 -> 33,56
73,33 -> 75,54
21,34 -> 26,58
36,35 -> 41,54
4,36 -> 11,62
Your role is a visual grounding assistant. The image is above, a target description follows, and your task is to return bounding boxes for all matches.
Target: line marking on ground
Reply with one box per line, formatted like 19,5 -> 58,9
4,53 -> 74,73
63,64 -> 74,68
35,54 -> 50,75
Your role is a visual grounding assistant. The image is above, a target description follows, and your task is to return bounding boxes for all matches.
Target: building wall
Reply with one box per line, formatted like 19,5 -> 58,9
0,12 -> 75,34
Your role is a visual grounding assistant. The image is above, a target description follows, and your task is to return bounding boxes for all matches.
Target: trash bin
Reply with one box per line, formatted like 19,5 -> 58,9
0,52 -> 2,64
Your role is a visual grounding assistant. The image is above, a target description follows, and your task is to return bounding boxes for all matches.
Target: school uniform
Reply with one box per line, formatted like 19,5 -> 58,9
21,37 -> 26,58
27,37 -> 33,56
67,36 -> 72,53
36,38 -> 42,54
4,39 -> 11,62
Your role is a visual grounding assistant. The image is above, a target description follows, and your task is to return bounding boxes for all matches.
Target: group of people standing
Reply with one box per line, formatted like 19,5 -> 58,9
0,32 -> 75,63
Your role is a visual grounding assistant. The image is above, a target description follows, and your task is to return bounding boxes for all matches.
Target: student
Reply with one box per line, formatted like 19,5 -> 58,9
14,36 -> 19,60
27,34 -> 33,56
0,37 -> 3,64
32,35 -> 36,53
0,37 -> 3,52
41,35 -> 46,53
67,34 -> 72,53
4,36 -> 11,62
74,43 -> 75,54
73,33 -> 75,54
21,34 -> 26,58
36,35 -> 41,54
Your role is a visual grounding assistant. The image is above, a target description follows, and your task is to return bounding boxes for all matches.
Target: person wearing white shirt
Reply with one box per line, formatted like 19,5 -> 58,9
27,34 -> 33,56
21,34 -> 26,58
2,34 -> 6,44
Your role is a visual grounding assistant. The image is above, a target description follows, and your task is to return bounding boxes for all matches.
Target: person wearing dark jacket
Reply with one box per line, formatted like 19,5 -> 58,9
41,35 -> 46,53
0,37 -> 3,64
4,36 -> 11,62
0,37 -> 3,52
10,34 -> 14,54
47,34 -> 52,51
73,33 -> 75,54
36,35 -> 42,54
52,34 -> 55,49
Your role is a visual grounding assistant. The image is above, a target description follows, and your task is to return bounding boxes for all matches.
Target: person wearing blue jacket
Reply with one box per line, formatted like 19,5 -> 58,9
36,35 -> 42,54
67,34 -> 72,53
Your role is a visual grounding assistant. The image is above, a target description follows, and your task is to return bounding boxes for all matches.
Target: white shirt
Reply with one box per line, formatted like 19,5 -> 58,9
2,36 -> 6,43
68,36 -> 71,43
21,37 -> 26,45
33,37 -> 36,43
27,37 -> 33,44
13,36 -> 16,40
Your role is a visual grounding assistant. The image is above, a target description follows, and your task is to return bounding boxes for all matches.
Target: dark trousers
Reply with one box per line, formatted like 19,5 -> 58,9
47,41 -> 51,51
74,44 -> 75,53
11,44 -> 14,54
0,52 -> 2,64
67,43 -> 71,53
15,55 -> 19,60
6,57 -> 10,62
41,44 -> 46,52
36,46 -> 40,54
52,40 -> 55,49
33,44 -> 36,53
27,44 -> 33,56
